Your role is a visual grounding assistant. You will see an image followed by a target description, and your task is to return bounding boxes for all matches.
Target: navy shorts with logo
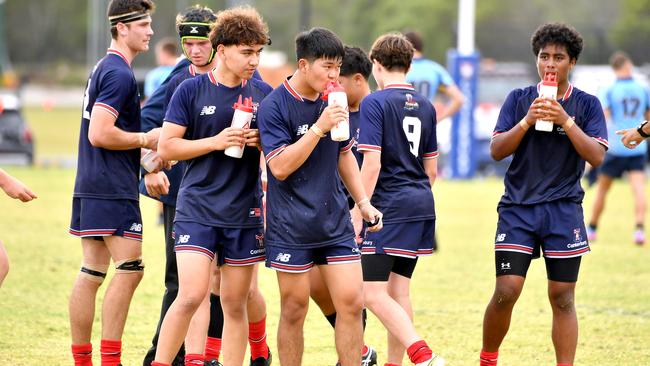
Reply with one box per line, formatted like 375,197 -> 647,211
69,197 -> 143,241
361,220 -> 435,258
173,221 -> 265,266
494,200 -> 589,259
600,154 -> 645,179
265,239 -> 360,273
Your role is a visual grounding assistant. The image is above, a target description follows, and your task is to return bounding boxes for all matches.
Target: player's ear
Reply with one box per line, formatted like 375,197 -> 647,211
116,23 -> 129,38
298,58 -> 309,74
216,44 -> 226,57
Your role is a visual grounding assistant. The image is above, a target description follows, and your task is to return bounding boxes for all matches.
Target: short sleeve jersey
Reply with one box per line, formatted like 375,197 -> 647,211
258,79 -> 356,248
600,78 -> 650,156
406,57 -> 455,102
493,84 -> 608,206
357,84 -> 438,224
73,49 -> 141,201
164,73 -> 273,228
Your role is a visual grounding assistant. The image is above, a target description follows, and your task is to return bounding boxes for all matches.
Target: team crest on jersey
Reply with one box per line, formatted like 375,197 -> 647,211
249,207 -> 262,218
573,228 -> 581,242
255,233 -> 265,249
404,93 -> 419,111
251,102 -> 260,125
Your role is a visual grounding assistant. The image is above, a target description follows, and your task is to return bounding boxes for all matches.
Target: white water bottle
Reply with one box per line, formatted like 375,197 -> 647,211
536,72 -> 558,132
225,95 -> 254,158
324,81 -> 350,141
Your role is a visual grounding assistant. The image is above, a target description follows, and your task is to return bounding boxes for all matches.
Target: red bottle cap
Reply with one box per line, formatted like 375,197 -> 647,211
321,80 -> 345,101
232,95 -> 253,113
542,72 -> 558,86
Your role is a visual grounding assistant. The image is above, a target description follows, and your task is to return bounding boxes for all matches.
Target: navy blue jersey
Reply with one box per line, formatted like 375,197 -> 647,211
258,79 -> 356,248
493,84 -> 608,206
349,110 -> 363,167
74,49 -> 141,201
358,84 -> 438,224
164,73 -> 273,228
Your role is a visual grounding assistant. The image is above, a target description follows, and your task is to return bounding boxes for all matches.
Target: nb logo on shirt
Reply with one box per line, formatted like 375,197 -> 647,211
496,233 -> 506,242
200,106 -> 216,115
296,124 -> 309,136
129,223 -> 142,232
178,235 -> 190,244
275,253 -> 291,262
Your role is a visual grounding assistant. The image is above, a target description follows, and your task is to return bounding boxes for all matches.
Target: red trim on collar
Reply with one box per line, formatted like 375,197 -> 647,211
283,79 -> 304,101
189,64 -> 196,76
207,69 -> 218,85
384,83 -> 415,90
107,48 -> 129,65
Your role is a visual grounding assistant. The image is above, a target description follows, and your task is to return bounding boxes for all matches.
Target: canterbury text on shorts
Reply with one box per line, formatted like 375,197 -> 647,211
494,200 -> 589,260
173,221 -> 265,266
69,197 -> 142,241
600,154 -> 645,179
361,219 -> 435,258
265,238 -> 360,273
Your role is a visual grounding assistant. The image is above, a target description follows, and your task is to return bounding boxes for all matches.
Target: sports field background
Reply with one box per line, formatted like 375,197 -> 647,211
0,108 -> 648,365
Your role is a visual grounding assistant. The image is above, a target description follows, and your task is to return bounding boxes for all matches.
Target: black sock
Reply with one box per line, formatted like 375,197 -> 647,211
589,224 -> 597,231
208,293 -> 224,338
636,223 -> 644,230
362,308 -> 367,331
325,312 -> 337,329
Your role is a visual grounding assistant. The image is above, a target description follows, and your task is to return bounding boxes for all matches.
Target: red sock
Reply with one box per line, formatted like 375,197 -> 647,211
205,336 -> 222,361
557,364 -> 573,366
72,343 -> 93,366
362,345 -> 369,356
406,340 -> 432,364
184,354 -> 205,366
249,316 -> 270,360
384,364 -> 401,366
151,362 -> 170,366
100,339 -> 121,366
480,349 -> 498,366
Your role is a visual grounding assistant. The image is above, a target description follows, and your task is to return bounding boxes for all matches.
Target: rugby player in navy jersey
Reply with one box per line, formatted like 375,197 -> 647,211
68,1 -> 157,365
308,45 -> 378,366
479,23 -> 608,366
357,33 -> 443,366
151,7 -> 272,366
258,28 -> 382,366
141,6 -> 270,366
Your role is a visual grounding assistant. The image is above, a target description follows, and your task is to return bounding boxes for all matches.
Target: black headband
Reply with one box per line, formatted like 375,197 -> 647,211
109,10 -> 150,27
178,22 -> 212,39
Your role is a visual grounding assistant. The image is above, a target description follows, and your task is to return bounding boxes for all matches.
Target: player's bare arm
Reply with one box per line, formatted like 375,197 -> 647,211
267,103 -> 347,181
490,97 -> 547,161
423,158 -> 438,187
88,107 -> 158,150
438,84 -> 465,121
0,169 -> 37,202
338,151 -> 383,232
542,98 -> 606,166
617,109 -> 650,149
157,121 -> 244,161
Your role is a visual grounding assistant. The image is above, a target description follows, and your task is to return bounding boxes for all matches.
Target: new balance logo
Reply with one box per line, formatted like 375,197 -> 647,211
275,253 -> 291,262
178,235 -> 190,244
129,223 -> 142,232
200,106 -> 216,115
297,124 -> 309,136
190,26 -> 199,34
496,233 -> 506,242
501,262 -> 511,270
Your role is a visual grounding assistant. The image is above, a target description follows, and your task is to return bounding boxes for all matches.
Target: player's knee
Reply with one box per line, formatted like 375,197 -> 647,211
114,257 -> 145,280
280,297 -> 309,323
220,293 -> 247,317
79,263 -> 109,285
175,292 -> 207,314
335,292 -> 364,316
492,283 -> 522,307
549,290 -> 575,313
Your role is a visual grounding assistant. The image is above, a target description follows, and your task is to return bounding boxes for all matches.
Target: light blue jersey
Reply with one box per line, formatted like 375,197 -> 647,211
406,57 -> 455,102
600,78 -> 650,156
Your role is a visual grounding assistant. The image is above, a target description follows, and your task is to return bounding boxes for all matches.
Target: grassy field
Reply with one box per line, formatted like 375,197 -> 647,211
0,108 -> 649,365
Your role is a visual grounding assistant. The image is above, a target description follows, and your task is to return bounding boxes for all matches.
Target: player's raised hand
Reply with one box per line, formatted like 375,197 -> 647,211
144,171 -> 170,198
244,128 -> 261,149
537,98 -> 571,125
616,128 -> 644,149
315,104 -> 348,133
0,173 -> 37,202
359,200 -> 383,233
212,127 -> 245,151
